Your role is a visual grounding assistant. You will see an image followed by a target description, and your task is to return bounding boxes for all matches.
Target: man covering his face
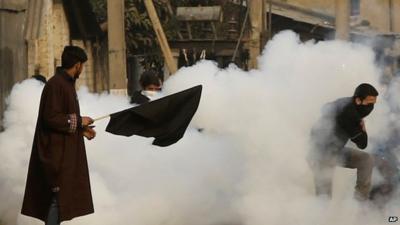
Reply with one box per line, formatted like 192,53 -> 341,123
308,83 -> 378,201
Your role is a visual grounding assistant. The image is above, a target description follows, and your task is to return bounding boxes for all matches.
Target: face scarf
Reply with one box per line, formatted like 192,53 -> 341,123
142,90 -> 164,100
356,103 -> 374,118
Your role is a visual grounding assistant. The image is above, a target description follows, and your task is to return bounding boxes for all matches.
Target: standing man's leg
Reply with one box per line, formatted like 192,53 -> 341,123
342,148 -> 374,201
45,195 -> 60,225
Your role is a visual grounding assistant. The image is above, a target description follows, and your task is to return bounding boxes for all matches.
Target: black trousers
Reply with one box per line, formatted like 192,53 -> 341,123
45,195 -> 60,225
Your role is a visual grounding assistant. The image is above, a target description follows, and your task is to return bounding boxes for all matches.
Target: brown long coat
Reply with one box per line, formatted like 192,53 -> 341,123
21,68 -> 94,222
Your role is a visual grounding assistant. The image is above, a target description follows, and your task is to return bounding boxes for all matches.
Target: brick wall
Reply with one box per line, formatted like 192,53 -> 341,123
27,1 -> 97,90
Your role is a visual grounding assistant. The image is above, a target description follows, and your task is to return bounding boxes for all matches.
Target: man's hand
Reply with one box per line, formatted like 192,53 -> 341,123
83,126 -> 96,140
360,119 -> 366,132
81,116 -> 94,127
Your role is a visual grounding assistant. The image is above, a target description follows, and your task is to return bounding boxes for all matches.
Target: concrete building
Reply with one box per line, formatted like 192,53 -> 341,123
0,0 -> 108,129
269,0 -> 400,33
268,0 -> 400,82
168,0 -> 400,71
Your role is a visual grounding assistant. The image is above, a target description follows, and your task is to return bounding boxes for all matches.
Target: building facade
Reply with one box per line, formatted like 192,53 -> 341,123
269,0 -> 400,81
0,0 -> 108,129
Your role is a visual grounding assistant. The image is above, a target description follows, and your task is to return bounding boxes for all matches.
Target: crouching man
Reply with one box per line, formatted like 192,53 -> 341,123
308,83 -> 378,201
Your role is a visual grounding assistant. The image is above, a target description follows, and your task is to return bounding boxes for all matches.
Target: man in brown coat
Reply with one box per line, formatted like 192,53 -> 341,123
21,46 -> 96,225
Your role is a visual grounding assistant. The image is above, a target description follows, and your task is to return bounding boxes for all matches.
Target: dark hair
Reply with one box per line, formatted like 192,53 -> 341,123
139,70 -> 161,89
353,83 -> 379,100
31,74 -> 47,84
61,46 -> 88,69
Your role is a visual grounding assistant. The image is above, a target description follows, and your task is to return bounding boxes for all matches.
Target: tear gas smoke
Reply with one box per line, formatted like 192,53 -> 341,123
0,31 -> 399,225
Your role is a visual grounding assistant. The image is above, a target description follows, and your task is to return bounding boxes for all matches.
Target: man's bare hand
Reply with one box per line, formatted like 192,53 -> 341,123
81,116 -> 94,127
83,126 -> 96,140
360,120 -> 366,132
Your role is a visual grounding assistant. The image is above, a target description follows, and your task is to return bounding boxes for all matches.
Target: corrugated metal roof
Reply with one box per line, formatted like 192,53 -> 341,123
269,1 -> 334,29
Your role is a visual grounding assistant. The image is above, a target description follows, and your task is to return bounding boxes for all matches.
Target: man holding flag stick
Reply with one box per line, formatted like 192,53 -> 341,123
22,47 -> 202,225
22,46 -> 96,225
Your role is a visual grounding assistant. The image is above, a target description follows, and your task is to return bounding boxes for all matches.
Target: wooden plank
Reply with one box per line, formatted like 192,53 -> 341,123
335,0 -> 350,40
0,0 -> 27,11
248,0 -> 263,69
211,21 -> 218,40
186,22 -> 192,40
107,0 -> 127,91
170,40 -> 237,53
176,6 -> 222,21
144,0 -> 177,74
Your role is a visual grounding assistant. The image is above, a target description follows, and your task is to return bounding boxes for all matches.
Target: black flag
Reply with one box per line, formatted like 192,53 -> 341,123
105,85 -> 202,147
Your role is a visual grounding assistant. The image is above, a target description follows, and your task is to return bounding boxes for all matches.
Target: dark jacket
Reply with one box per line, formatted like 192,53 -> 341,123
311,97 -> 367,155
130,90 -> 150,105
21,67 -> 94,222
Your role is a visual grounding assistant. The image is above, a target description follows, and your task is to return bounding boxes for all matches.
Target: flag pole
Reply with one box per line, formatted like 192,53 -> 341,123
94,114 -> 110,122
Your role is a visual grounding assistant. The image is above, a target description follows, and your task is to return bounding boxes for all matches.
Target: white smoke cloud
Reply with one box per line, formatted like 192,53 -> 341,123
0,30 -> 398,225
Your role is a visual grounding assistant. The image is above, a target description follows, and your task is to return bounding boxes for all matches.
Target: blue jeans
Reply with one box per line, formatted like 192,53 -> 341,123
45,196 -> 60,225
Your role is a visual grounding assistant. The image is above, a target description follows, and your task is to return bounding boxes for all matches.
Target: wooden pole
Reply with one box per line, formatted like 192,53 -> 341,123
335,0 -> 350,40
232,6 -> 250,62
389,0 -> 394,32
248,0 -> 263,69
261,0 -> 267,48
144,0 -> 177,74
107,0 -> 127,94
94,114 -> 110,122
268,0 -> 272,40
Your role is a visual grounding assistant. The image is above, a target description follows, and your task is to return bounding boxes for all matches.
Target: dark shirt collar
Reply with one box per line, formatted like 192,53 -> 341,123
56,67 -> 75,83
